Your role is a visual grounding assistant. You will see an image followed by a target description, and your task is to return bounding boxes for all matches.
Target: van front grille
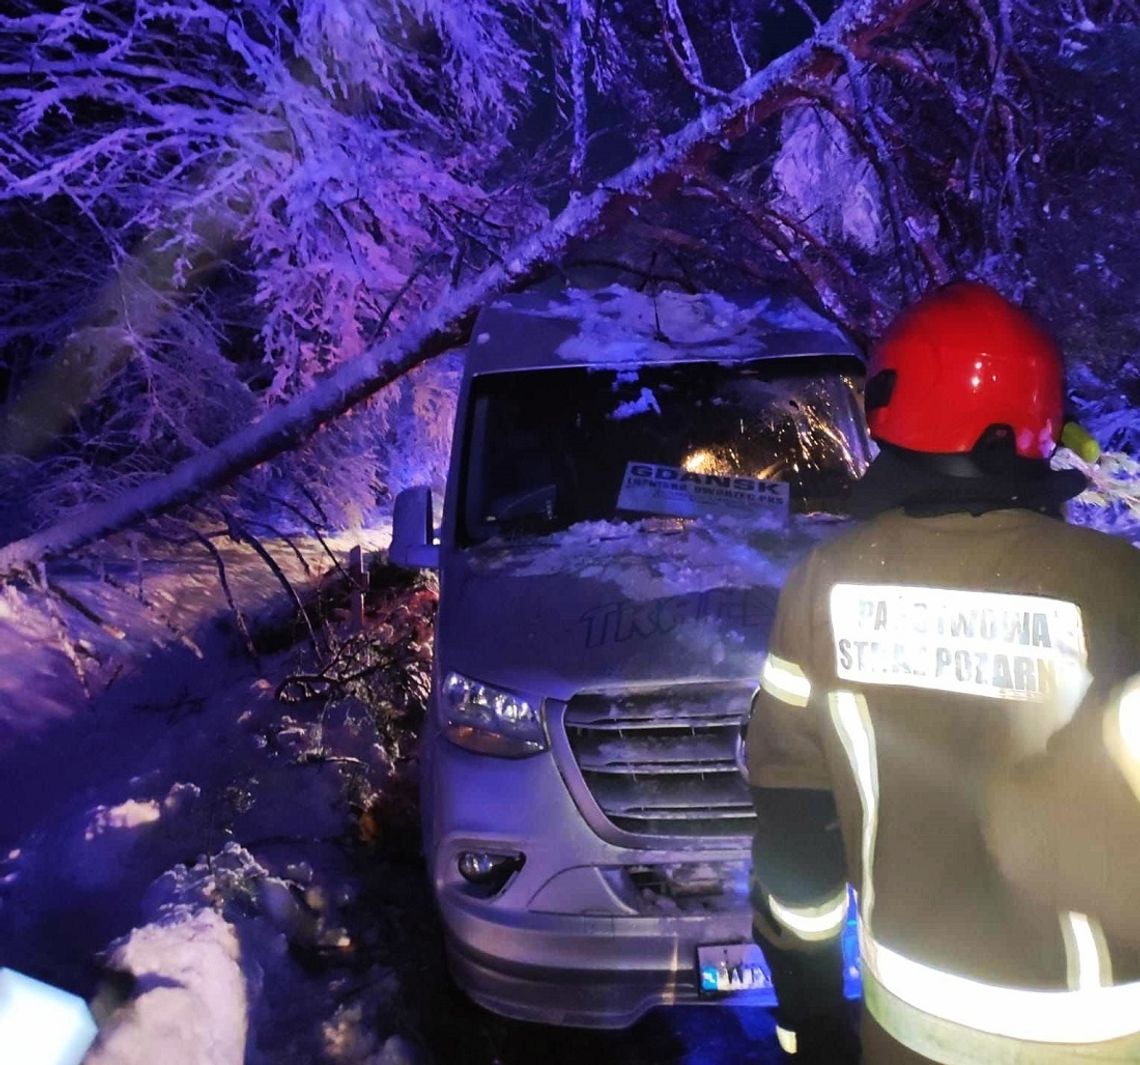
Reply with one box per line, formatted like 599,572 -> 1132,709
562,682 -> 757,838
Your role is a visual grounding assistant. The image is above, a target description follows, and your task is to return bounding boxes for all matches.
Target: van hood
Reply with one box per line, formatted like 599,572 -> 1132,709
436,516 -> 847,701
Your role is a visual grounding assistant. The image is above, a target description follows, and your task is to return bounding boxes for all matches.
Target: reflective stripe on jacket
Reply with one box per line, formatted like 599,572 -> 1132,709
746,507 -> 1140,1062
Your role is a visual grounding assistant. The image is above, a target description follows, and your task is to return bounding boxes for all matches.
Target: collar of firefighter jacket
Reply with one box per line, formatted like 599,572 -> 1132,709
848,443 -> 1087,519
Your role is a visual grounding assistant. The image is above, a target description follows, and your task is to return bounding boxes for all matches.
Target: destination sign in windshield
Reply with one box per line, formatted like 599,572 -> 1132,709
616,461 -> 790,526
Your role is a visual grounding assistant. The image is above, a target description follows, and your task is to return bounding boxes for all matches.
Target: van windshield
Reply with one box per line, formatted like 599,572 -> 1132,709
460,358 -> 869,545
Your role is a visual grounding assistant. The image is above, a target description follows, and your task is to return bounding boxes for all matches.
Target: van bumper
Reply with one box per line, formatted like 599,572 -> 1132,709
425,735 -> 862,1028
442,888 -> 775,1028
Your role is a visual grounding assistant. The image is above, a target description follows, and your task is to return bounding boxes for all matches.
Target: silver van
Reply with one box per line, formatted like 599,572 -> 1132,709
389,286 -> 869,1027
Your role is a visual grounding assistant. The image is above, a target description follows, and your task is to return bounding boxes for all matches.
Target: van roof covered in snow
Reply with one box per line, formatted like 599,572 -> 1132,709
466,284 -> 863,374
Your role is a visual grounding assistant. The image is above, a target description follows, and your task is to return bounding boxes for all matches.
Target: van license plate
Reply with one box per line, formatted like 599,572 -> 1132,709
697,942 -> 772,994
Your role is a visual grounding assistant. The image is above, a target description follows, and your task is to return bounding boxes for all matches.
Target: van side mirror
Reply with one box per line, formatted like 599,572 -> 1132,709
389,487 -> 441,569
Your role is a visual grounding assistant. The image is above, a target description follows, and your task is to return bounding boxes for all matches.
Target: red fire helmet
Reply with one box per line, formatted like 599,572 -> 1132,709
865,281 -> 1065,460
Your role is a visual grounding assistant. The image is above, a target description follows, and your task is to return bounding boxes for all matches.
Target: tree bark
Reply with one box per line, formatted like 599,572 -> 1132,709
0,0 -> 932,578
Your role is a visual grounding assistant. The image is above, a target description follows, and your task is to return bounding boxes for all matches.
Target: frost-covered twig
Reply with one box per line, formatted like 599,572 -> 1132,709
29,563 -> 91,697
791,0 -> 823,30
962,0 -> 1013,199
262,495 -> 352,582
657,0 -> 730,100
98,567 -> 205,659
276,574 -> 436,760
241,519 -> 314,578
818,43 -> 946,293
0,0 -> 546,525
44,580 -> 127,641
864,43 -> 969,107
184,526 -> 258,663
224,514 -> 323,660
568,0 -> 588,183
729,18 -> 753,79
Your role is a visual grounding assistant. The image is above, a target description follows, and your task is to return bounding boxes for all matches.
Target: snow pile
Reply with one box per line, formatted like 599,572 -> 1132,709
0,537 -> 433,1064
65,794 -> 174,890
323,1004 -> 419,1065
82,831 -> 410,1065
86,909 -> 246,1065
610,386 -> 662,420
84,799 -> 164,839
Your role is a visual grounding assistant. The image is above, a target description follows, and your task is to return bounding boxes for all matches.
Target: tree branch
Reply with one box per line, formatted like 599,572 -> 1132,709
568,0 -> 588,183
658,0 -> 730,100
223,512 -> 322,660
183,525 -> 258,662
0,0 -> 935,578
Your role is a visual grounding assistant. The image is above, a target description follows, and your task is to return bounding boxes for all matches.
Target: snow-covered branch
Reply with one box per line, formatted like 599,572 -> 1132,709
0,0 -> 547,531
0,0 -> 933,576
568,0 -> 588,183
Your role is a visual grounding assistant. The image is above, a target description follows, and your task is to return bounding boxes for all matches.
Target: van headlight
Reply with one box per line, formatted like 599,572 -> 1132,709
441,672 -> 547,757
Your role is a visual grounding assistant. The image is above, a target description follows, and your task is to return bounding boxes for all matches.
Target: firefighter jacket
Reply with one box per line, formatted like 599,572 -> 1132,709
983,674 -> 1140,951
745,506 -> 1140,1064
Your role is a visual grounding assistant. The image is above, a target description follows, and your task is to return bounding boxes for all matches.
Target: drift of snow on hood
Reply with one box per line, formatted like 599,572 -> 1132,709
468,513 -> 848,602
485,284 -> 858,369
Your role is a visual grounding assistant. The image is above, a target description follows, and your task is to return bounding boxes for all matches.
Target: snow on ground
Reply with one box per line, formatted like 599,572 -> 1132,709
0,522 -> 803,1065
0,532 -> 424,1065
1055,449 -> 1140,545
1057,357 -> 1140,544
88,909 -> 246,1065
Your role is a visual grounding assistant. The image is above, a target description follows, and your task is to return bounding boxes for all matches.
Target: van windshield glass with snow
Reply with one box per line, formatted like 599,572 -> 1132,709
460,358 -> 868,544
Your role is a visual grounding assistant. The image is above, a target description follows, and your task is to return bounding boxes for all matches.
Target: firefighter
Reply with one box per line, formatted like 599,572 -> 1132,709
745,281 -> 1140,1063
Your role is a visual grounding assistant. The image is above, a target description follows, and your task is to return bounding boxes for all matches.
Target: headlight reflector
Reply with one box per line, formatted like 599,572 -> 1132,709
442,672 -> 547,757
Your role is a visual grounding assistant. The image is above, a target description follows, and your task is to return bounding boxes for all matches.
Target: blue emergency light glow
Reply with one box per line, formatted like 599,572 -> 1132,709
699,960 -> 770,992
0,968 -> 98,1065
697,913 -> 861,1002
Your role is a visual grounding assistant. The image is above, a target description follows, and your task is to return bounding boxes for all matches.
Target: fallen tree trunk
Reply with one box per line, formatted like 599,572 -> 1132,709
0,0 -> 930,578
